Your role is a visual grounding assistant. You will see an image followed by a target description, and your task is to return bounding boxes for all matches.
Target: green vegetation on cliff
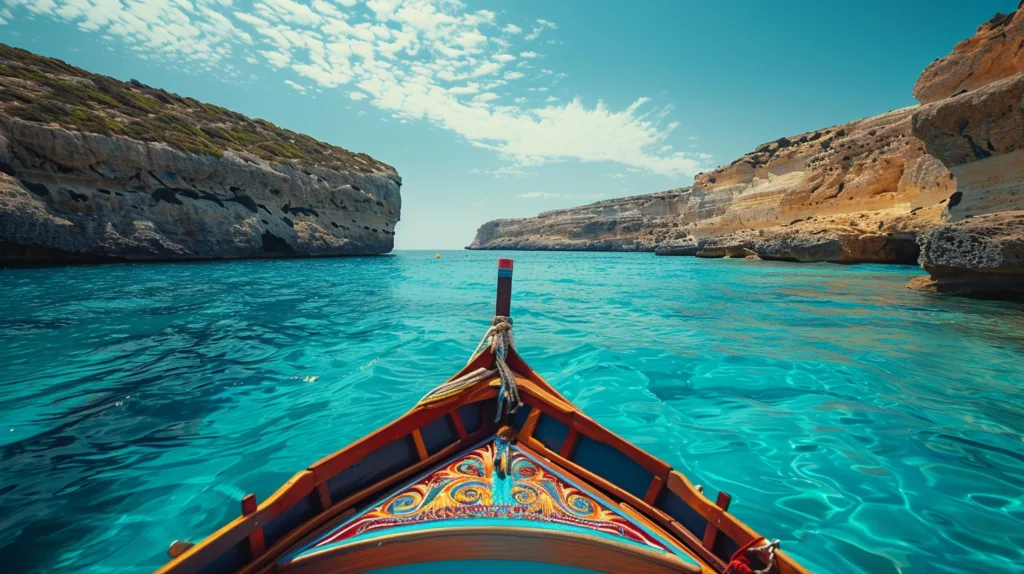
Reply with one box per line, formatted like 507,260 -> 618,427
0,44 -> 390,174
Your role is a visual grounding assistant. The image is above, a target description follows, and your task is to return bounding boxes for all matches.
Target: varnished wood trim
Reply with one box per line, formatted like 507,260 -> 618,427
158,342 -> 810,574
520,439 -> 722,571
644,475 -> 665,506
450,411 -> 468,440
280,526 -> 701,574
241,495 -> 265,558
617,502 -> 714,573
559,427 -> 578,458
308,386 -> 497,483
667,520 -> 727,571
520,406 -> 543,439
315,483 -> 331,510
236,436 -> 490,574
523,436 -> 650,513
239,508 -> 356,574
156,470 -> 318,574
411,430 -> 428,461
666,472 -> 753,548
571,413 -> 672,477
701,491 -> 732,552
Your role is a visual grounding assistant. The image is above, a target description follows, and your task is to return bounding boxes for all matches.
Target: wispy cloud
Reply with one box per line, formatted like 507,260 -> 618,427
525,18 -> 556,41
4,0 -> 705,177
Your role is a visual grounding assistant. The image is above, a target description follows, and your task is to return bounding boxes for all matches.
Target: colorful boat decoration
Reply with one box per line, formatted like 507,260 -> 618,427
157,258 -> 811,574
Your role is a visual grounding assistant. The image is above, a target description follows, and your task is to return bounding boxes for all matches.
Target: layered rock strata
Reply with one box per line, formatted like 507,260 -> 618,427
909,3 -> 1024,298
470,106 -> 953,264
0,44 -> 400,263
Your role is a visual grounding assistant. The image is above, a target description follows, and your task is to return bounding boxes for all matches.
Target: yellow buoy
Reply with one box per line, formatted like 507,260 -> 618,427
435,253 -> 441,259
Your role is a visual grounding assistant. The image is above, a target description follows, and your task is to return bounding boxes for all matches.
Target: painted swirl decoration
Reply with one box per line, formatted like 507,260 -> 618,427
314,442 -> 667,550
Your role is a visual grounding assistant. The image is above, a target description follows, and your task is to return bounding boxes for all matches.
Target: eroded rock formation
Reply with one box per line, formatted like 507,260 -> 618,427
909,3 -> 1024,298
469,106 -> 953,264
471,6 -> 1024,296
0,44 -> 400,263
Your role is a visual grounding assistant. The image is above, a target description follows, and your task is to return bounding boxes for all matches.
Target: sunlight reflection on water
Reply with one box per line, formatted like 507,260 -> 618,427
0,251 -> 1021,573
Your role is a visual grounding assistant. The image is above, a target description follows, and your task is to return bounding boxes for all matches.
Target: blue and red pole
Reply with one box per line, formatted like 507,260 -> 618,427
496,258 -> 513,317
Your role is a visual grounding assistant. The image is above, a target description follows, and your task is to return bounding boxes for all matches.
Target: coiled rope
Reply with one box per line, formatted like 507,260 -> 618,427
417,316 -> 522,421
724,537 -> 781,574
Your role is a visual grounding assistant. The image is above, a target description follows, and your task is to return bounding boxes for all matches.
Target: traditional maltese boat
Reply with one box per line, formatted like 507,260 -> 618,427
158,259 -> 810,574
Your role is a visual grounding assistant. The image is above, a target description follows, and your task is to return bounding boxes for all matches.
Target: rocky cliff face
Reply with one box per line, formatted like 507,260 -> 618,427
469,105 -> 953,263
0,44 -> 400,263
908,3 -> 1024,298
469,190 -> 690,251
470,6 -> 1024,297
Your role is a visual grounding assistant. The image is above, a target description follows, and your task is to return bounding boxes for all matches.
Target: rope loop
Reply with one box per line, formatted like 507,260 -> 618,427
724,537 -> 781,574
417,316 -> 521,418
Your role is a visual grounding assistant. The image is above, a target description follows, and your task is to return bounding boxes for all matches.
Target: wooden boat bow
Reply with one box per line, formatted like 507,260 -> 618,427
156,258 -> 811,574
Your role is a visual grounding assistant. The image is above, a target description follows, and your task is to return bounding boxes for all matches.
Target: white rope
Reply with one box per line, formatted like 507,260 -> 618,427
748,539 -> 781,574
416,316 -> 521,418
483,316 -> 521,421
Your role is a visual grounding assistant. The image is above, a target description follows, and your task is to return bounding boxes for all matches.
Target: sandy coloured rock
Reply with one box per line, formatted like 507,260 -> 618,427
470,106 -> 953,265
908,4 -> 1024,298
0,45 -> 400,263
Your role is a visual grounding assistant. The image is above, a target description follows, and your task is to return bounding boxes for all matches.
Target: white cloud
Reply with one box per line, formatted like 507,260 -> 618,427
471,61 -> 503,77
4,0 -> 702,177
255,0 -> 321,27
285,79 -> 307,93
525,18 -> 556,41
260,50 -> 291,68
448,82 -> 480,95
688,135 -> 699,140
544,95 -> 558,102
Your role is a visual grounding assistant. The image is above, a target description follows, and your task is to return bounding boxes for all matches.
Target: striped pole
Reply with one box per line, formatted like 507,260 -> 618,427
496,258 -> 513,317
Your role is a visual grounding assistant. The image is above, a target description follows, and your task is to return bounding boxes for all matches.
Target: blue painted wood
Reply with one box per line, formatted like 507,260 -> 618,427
533,414 -> 569,452
712,531 -> 741,564
263,491 -> 322,549
511,404 -> 533,429
570,436 -> 653,500
655,489 -> 709,538
327,436 -> 419,502
457,402 -> 485,434
197,541 -> 248,574
420,415 -> 458,455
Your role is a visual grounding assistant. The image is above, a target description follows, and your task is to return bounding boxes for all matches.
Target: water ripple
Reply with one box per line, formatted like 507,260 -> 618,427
0,252 -> 1022,573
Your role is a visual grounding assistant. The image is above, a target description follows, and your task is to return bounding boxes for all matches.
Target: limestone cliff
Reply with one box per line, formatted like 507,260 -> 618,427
909,3 -> 1024,298
0,44 -> 401,263
469,105 -> 953,263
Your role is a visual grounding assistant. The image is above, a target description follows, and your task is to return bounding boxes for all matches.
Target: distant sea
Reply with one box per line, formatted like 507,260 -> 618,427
1,251 -> 1021,573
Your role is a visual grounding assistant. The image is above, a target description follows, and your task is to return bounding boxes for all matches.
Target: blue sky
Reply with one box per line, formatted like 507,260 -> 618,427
0,0 -> 1015,248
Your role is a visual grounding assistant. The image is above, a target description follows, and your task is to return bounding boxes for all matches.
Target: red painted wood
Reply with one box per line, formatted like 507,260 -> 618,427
496,258 -> 513,317
241,495 -> 266,558
702,491 -> 732,550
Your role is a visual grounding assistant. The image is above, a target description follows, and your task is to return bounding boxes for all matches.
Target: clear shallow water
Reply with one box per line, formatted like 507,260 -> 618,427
1,251 -> 1022,574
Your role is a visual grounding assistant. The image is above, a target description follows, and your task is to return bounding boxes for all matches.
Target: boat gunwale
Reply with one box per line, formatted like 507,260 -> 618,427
280,524 -> 702,574
157,351 -> 811,574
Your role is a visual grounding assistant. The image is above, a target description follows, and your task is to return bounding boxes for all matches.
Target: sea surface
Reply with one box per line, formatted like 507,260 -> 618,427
1,251 -> 1022,573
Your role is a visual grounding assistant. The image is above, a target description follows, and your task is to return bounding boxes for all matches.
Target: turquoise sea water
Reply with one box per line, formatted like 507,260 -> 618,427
1,251 -> 1022,573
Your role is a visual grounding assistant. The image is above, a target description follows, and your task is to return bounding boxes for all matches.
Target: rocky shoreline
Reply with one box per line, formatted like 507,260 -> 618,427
469,5 -> 1024,299
0,44 -> 400,263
